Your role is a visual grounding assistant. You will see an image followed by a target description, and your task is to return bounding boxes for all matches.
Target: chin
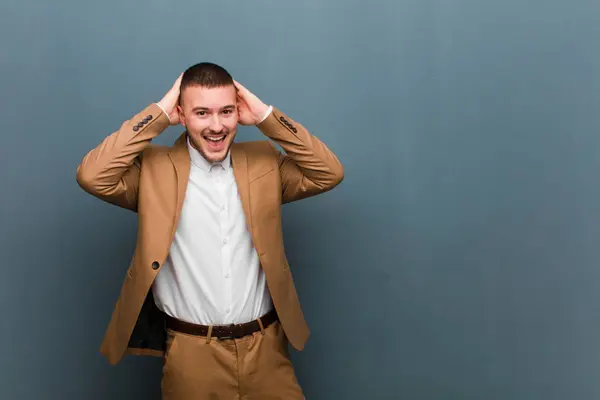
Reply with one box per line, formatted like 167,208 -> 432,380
204,150 -> 229,163
190,134 -> 234,162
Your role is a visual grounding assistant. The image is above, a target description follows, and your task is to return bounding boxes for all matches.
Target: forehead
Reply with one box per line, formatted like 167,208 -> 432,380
181,85 -> 237,109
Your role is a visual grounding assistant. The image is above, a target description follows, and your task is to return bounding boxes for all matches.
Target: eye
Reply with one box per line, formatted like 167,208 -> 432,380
223,110 -> 232,115
196,111 -> 206,116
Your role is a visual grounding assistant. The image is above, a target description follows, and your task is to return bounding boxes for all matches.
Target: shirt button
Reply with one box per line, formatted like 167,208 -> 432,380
223,237 -> 228,244
226,307 -> 231,314
225,273 -> 230,279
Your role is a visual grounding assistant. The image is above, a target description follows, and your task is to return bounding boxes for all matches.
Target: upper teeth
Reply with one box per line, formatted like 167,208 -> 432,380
207,135 -> 224,142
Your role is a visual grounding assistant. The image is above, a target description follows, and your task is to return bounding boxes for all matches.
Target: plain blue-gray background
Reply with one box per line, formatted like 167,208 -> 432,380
1,0 -> 600,398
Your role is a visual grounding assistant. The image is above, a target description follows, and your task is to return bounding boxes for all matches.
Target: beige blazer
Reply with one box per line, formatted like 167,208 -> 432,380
76,103 -> 344,365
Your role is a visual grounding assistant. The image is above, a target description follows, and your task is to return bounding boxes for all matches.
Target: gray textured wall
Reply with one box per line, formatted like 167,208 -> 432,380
1,0 -> 600,398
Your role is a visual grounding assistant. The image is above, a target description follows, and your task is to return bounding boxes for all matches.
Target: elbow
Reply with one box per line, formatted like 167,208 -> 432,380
76,164 -> 98,195
324,162 -> 344,190
331,163 -> 344,187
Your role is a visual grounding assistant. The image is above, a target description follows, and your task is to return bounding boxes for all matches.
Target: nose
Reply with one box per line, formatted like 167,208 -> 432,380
209,115 -> 224,133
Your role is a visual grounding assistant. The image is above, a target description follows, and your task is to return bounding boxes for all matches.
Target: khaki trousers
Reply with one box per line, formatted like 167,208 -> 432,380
161,320 -> 305,400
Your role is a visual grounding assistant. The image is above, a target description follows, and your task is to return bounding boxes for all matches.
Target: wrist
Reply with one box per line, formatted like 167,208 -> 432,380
155,101 -> 171,123
255,104 -> 272,125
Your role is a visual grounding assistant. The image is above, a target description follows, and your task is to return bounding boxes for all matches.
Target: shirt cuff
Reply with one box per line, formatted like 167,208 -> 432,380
257,105 -> 273,124
155,102 -> 171,123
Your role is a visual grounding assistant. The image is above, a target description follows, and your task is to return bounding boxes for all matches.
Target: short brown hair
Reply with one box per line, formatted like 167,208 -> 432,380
179,62 -> 234,104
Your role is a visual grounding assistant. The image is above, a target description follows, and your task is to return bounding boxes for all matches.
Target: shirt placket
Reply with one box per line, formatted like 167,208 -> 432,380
212,165 -> 233,319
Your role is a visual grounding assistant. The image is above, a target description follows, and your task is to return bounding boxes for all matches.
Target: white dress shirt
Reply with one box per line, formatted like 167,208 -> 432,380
152,105 -> 274,326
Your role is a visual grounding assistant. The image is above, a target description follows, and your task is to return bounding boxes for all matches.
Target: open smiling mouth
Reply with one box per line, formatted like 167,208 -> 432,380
203,134 -> 227,150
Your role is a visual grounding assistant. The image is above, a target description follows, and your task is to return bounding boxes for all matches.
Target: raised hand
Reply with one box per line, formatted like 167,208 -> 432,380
234,80 -> 269,126
157,73 -> 183,126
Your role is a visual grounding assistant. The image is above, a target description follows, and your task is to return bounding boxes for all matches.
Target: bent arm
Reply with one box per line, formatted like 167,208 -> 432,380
76,103 -> 170,211
257,107 -> 344,204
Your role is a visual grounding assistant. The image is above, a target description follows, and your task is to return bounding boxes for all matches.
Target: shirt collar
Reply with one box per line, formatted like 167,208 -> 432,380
186,135 -> 231,172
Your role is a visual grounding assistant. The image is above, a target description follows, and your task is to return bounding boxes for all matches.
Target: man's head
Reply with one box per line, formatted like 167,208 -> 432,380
177,62 -> 238,163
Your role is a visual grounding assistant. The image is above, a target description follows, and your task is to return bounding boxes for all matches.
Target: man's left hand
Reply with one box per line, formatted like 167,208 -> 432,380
234,80 -> 270,126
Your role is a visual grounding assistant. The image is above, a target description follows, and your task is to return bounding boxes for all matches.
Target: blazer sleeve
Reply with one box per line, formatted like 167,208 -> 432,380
256,107 -> 344,204
75,103 -> 170,211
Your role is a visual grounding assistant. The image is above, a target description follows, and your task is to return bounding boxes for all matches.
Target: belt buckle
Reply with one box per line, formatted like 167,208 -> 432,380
219,324 -> 238,341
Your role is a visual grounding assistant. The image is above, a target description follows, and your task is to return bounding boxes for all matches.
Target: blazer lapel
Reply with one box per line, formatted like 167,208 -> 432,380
231,142 -> 253,234
167,138 -> 253,236
168,133 -> 191,235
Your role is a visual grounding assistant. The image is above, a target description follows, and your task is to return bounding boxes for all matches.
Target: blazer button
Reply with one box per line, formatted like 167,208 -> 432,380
146,115 -> 153,121
152,261 -> 160,270
133,125 -> 139,132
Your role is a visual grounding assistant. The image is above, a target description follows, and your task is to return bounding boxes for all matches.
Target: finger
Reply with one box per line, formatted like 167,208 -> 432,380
236,90 -> 247,104
233,80 -> 248,96
175,72 -> 184,87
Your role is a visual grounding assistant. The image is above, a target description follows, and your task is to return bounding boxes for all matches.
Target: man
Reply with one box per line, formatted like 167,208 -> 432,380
76,62 -> 344,399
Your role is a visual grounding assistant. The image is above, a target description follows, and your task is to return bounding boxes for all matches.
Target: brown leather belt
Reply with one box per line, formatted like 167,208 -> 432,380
165,309 -> 278,339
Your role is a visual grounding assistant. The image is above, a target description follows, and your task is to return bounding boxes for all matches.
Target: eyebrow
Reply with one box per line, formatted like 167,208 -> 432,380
192,105 -> 236,112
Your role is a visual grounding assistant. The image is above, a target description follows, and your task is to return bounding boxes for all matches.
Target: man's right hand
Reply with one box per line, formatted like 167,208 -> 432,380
157,73 -> 183,126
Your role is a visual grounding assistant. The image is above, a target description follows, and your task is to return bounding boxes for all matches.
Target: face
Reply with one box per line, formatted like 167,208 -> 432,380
177,84 -> 239,163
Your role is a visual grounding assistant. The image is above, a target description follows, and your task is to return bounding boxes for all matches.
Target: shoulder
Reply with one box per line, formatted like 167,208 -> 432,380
235,140 -> 279,160
139,144 -> 171,164
236,140 -> 281,182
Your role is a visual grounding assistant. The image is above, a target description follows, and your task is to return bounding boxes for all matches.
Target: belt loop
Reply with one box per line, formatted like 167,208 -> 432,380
206,325 -> 213,344
257,317 -> 266,335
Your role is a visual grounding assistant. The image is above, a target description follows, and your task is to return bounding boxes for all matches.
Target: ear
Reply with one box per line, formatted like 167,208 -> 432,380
177,104 -> 186,128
